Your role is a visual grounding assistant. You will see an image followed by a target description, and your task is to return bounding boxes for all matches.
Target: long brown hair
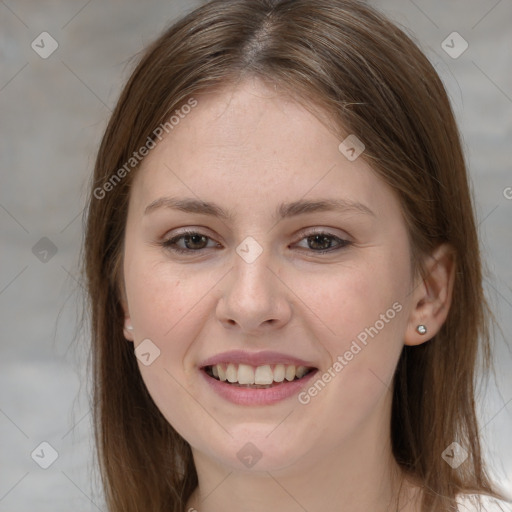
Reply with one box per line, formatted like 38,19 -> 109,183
83,1 -> 507,510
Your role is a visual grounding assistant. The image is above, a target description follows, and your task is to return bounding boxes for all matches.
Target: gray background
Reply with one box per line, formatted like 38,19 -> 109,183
0,1 -> 511,510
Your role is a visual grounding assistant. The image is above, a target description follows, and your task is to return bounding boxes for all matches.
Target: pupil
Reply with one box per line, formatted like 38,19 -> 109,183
185,234 -> 207,249
309,234 -> 330,250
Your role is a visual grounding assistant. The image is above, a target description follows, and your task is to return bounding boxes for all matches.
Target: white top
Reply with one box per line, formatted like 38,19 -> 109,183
457,494 -> 512,511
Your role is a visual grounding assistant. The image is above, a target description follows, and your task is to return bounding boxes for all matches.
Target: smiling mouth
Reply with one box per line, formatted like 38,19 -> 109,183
203,363 -> 317,389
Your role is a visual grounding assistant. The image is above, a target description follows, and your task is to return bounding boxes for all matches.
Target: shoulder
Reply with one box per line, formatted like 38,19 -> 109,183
456,493 -> 512,512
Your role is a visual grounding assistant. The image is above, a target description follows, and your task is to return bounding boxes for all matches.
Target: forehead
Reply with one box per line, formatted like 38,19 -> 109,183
129,78 -> 400,222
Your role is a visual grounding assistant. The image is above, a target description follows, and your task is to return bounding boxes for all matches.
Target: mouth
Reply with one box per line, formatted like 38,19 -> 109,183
202,363 -> 317,389
199,350 -> 320,405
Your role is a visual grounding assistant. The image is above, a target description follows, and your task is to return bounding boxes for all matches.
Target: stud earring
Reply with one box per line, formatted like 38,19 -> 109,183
126,324 -> 134,331
416,324 -> 427,335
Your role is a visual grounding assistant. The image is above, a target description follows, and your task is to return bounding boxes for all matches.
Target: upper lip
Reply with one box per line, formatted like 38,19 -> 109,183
199,350 -> 318,369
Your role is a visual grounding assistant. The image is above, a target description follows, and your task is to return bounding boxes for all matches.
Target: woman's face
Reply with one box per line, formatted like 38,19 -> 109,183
122,78 -> 417,473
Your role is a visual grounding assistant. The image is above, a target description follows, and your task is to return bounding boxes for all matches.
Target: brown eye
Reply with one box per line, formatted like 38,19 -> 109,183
162,231 -> 219,254
294,231 -> 351,254
161,229 -> 351,256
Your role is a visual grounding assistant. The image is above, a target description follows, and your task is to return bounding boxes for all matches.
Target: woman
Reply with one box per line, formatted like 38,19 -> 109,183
83,1 -> 511,510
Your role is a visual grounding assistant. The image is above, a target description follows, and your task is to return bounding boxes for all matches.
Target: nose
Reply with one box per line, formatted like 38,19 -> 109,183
216,247 -> 292,334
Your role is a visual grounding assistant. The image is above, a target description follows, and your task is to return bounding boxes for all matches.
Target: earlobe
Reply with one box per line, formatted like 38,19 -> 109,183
119,279 -> 134,342
404,243 -> 456,346
123,318 -> 135,341
120,296 -> 134,342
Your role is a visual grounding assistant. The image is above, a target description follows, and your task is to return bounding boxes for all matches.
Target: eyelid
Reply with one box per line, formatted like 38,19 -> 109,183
162,226 -> 219,243
160,226 -> 352,255
291,229 -> 352,254
164,225 -> 352,242
294,226 -> 352,242
162,228 -> 221,251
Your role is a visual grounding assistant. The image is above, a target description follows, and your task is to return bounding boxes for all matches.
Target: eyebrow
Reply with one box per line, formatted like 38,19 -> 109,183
144,196 -> 375,221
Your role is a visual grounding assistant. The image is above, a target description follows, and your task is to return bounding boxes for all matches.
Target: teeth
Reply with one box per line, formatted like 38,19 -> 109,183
208,363 -> 312,385
237,364 -> 255,385
254,365 -> 273,385
285,365 -> 296,381
296,366 -> 308,378
226,363 -> 237,383
273,364 -> 285,382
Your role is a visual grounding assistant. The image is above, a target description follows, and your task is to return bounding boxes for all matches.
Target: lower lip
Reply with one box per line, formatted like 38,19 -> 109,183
200,369 -> 319,406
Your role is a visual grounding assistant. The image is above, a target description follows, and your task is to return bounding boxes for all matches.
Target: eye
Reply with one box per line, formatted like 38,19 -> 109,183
160,229 -> 352,255
161,230 -> 220,254
293,230 -> 352,254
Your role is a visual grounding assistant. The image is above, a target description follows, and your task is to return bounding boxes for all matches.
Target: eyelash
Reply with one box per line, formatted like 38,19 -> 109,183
160,229 -> 352,255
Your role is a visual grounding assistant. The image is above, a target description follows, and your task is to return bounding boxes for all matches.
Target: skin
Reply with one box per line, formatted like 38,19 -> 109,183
121,77 -> 455,512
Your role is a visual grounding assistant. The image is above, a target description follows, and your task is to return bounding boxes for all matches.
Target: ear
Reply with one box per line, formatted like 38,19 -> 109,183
119,281 -> 134,342
122,314 -> 134,342
404,243 -> 456,346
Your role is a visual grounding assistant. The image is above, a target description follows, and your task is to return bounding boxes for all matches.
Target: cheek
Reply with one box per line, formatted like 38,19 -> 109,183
124,258 -> 214,439
291,249 -> 410,353
125,251 -> 206,340
123,255 -> 196,380
291,248 -> 409,421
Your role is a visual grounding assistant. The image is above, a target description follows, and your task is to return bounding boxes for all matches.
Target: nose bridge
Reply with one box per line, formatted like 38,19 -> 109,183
231,239 -> 274,304
217,237 -> 291,331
